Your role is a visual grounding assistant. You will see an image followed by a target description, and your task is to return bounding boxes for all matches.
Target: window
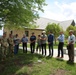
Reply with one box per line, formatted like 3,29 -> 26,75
25,31 -> 29,37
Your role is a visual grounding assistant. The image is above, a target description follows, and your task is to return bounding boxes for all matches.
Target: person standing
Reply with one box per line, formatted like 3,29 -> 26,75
8,34 -> 14,57
10,30 -> 13,35
41,31 -> 47,56
1,32 -> 8,61
36,35 -> 41,53
48,31 -> 54,57
30,32 -> 36,54
14,34 -> 20,54
21,34 -> 28,53
67,30 -> 75,64
57,31 -> 65,58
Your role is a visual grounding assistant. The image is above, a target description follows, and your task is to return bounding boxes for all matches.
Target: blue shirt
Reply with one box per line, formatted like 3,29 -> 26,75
21,37 -> 28,43
30,35 -> 36,42
48,34 -> 54,43
58,34 -> 64,42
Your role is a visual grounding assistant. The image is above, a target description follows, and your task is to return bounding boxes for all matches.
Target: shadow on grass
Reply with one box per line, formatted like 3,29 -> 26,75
56,57 -> 64,61
0,50 -> 44,75
66,61 -> 75,66
46,56 -> 52,60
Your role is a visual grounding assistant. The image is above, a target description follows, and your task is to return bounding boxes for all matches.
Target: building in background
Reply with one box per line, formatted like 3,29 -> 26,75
35,17 -> 75,31
3,17 -> 76,41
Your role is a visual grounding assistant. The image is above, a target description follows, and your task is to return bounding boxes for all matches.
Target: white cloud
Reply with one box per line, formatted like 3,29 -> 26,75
57,2 -> 76,22
40,1 -> 76,22
41,11 -> 66,21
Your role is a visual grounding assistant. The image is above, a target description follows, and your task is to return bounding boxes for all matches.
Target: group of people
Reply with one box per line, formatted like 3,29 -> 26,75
0,31 -> 20,61
30,31 -> 54,57
29,30 -> 75,64
0,30 -> 75,64
29,31 -> 55,57
57,30 -> 75,64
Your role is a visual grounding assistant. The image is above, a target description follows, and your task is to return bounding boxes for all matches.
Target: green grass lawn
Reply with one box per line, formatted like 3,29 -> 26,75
0,50 -> 76,75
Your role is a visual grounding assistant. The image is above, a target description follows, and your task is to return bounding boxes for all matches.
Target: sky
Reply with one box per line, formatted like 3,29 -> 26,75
39,0 -> 76,22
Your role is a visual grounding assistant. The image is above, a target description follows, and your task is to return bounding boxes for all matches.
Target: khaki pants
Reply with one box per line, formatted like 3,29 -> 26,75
1,46 -> 8,59
8,45 -> 14,57
68,44 -> 74,62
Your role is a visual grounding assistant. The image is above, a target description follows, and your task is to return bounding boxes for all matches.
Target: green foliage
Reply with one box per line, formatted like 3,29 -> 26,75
64,31 -> 68,39
66,25 -> 75,32
0,0 -> 46,28
66,25 -> 76,36
0,25 -> 2,29
45,23 -> 62,38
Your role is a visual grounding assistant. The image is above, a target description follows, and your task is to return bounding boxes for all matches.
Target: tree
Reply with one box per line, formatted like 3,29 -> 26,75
0,0 -> 46,28
45,23 -> 62,44
66,25 -> 76,36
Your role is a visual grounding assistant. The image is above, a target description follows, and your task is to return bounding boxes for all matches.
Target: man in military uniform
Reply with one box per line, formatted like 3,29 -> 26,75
8,34 -> 14,57
1,32 -> 8,61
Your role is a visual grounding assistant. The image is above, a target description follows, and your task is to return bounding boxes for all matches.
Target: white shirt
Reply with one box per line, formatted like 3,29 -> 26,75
68,34 -> 75,44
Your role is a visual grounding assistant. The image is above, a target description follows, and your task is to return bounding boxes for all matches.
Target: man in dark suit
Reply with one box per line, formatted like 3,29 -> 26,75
48,31 -> 54,57
30,32 -> 36,53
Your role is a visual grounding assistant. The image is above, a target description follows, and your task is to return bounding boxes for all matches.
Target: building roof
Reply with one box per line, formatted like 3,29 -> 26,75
35,17 -> 75,31
59,20 -> 75,31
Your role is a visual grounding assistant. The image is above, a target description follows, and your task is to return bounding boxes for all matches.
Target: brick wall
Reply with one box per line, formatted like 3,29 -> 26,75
4,28 -> 44,42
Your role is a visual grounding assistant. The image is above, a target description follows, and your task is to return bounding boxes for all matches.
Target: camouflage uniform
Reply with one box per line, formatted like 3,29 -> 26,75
1,36 -> 8,60
8,36 -> 14,57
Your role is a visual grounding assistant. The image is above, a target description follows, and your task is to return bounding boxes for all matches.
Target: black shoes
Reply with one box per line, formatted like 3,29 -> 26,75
67,60 -> 74,64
